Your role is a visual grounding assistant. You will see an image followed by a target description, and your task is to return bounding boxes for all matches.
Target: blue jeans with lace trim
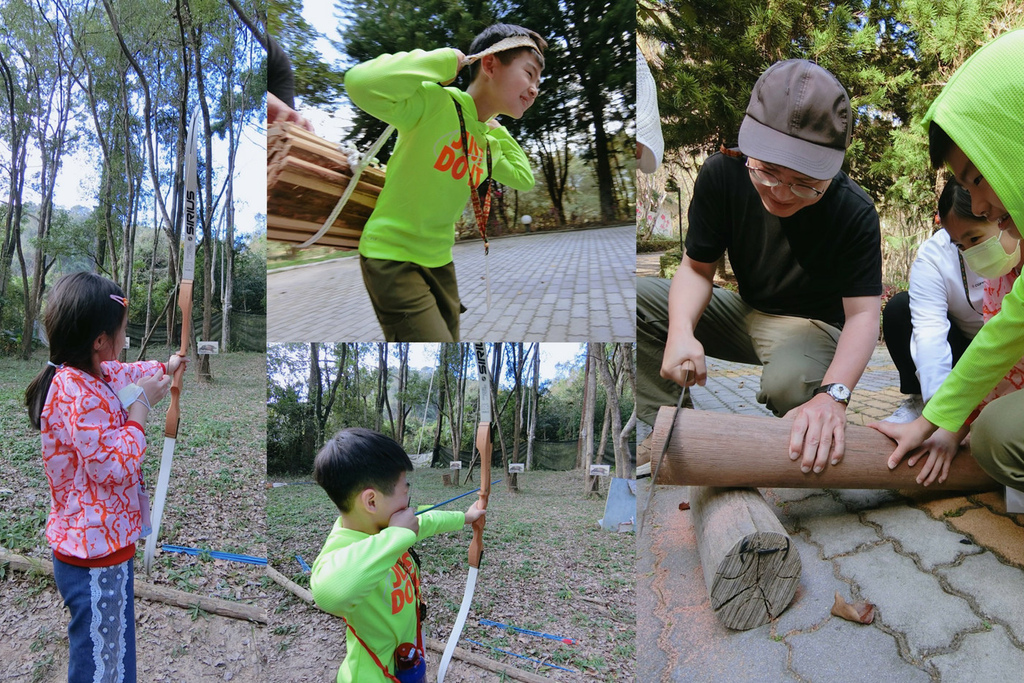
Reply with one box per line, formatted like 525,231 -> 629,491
52,555 -> 136,683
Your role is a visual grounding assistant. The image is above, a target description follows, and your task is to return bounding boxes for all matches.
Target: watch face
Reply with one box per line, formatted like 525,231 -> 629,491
829,384 -> 851,402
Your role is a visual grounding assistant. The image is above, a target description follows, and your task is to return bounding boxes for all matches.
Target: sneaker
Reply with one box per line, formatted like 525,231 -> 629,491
883,395 -> 924,424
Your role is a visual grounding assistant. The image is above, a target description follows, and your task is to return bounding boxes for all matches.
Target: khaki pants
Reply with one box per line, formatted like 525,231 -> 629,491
360,257 -> 465,341
636,277 -> 841,425
971,390 -> 1024,492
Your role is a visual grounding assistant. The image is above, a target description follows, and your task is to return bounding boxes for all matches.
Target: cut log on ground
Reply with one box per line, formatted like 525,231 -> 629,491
264,563 -> 553,682
690,486 -> 801,630
0,549 -> 266,624
265,563 -> 314,604
652,408 -> 999,491
267,122 -> 385,249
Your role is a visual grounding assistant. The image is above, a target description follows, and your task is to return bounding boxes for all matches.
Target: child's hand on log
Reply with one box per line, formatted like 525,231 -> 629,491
903,425 -> 967,486
869,415 -> 939,474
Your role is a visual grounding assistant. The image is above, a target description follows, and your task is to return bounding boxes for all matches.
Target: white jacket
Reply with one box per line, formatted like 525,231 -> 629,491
908,229 -> 985,401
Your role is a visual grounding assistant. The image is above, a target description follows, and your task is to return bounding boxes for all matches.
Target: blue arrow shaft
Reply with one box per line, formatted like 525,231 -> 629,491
415,479 -> 502,515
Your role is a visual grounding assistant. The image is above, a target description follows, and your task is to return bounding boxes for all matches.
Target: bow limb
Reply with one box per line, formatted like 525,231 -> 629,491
144,108 -> 200,575
437,343 -> 492,683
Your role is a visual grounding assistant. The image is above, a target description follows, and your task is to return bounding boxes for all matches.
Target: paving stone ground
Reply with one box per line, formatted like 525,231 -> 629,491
267,224 -> 635,342
637,345 -> 1024,682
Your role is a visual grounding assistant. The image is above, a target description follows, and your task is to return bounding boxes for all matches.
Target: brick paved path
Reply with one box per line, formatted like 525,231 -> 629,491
267,225 -> 635,342
639,344 -> 1024,681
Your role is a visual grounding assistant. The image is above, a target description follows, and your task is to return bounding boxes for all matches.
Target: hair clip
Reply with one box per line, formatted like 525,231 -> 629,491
110,294 -> 128,307
47,360 -> 63,369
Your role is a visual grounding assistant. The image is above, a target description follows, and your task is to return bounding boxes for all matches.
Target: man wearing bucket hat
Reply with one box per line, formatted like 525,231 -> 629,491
637,59 -> 883,475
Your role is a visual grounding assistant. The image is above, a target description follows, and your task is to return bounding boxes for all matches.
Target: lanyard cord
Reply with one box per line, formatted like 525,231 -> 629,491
451,97 -> 493,255
957,250 -> 982,315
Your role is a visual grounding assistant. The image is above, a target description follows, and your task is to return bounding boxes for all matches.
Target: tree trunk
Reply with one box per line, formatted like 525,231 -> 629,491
581,345 -> 599,494
509,343 -> 524,492
526,343 -> 539,470
596,343 -> 626,479
395,343 -> 409,448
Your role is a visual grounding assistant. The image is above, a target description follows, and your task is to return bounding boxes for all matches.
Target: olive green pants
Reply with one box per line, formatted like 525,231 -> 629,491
360,257 -> 465,341
971,390 -> 1024,492
636,277 -> 841,425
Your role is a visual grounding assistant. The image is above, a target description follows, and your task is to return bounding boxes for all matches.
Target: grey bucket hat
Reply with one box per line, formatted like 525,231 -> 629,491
737,59 -> 852,180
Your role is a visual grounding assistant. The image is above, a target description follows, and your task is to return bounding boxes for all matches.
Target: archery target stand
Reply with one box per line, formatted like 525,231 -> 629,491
599,478 -> 636,533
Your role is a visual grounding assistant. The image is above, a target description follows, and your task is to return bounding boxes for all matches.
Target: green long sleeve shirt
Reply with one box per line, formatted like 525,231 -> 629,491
310,511 -> 465,682
921,29 -> 1024,432
345,48 -> 535,268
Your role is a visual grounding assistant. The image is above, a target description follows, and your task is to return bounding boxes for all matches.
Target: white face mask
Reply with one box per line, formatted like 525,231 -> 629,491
961,231 -> 1022,279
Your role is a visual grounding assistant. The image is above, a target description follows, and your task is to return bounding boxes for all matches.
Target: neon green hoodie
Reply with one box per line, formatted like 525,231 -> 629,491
310,510 -> 464,683
920,29 -> 1024,432
345,48 -> 535,268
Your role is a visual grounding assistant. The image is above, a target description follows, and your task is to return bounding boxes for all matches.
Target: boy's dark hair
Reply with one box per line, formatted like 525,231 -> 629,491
928,122 -> 954,170
938,176 -> 984,226
467,23 -> 547,83
25,272 -> 127,430
313,428 -> 414,514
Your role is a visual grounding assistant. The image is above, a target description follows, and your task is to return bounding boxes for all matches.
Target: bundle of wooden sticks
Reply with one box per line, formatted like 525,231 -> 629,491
267,122 -> 386,249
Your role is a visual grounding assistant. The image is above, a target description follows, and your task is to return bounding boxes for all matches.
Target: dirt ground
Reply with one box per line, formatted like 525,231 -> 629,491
264,469 -> 636,682
0,350 -> 269,682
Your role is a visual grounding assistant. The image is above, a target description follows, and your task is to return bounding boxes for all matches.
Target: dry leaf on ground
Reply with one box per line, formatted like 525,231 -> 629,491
831,591 -> 875,624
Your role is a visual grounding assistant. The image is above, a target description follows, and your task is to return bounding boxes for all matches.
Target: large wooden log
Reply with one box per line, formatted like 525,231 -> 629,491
0,549 -> 267,623
690,486 -> 801,630
653,408 -> 999,491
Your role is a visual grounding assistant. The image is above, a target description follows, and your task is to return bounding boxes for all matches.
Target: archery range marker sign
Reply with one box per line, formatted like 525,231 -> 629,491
589,464 -> 611,477
197,341 -> 219,355
508,463 -> 525,474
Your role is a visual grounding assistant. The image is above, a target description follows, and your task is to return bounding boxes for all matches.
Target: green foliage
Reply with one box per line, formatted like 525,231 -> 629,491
268,0 -> 347,106
642,0 -> 1024,285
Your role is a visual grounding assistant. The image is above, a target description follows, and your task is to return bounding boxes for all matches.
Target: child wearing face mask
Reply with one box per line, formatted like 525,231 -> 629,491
871,28 -> 1024,491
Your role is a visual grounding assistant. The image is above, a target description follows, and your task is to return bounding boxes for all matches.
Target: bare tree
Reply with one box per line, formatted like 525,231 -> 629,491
526,343 -> 539,470
580,344 -> 599,494
395,343 -> 409,447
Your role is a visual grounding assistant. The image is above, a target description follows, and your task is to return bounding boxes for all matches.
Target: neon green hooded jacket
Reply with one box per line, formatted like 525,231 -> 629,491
311,510 -> 464,682
345,48 -> 535,268
921,28 -> 1024,432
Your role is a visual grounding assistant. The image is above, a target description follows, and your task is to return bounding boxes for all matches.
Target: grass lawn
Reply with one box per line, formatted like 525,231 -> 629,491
266,467 -> 636,681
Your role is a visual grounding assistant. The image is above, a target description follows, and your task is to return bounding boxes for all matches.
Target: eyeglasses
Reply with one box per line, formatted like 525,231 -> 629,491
745,161 -> 827,199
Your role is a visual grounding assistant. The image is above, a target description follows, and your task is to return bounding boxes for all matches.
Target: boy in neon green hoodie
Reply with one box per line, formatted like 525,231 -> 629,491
310,428 -> 485,682
345,24 -> 546,341
872,29 -> 1024,491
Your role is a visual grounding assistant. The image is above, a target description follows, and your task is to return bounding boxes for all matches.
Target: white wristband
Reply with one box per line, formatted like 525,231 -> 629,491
117,384 -> 152,411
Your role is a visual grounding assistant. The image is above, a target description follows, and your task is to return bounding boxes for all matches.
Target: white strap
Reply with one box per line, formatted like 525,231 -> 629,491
298,124 -> 396,249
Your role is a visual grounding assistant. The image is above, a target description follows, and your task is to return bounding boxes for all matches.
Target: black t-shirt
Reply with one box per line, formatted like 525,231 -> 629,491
685,152 -> 882,327
267,36 -> 296,109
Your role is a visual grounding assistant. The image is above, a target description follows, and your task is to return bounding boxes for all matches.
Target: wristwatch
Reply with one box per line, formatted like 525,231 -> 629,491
813,382 -> 851,405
